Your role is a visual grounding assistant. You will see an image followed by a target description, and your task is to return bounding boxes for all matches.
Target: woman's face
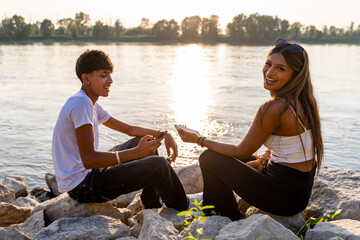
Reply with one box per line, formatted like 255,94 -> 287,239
262,52 -> 294,96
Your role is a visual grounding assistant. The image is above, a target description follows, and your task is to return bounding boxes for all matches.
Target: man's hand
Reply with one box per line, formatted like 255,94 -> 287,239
135,135 -> 163,158
164,133 -> 178,163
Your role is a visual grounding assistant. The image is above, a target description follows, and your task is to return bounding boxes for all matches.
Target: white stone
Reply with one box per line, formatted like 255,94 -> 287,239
215,213 -> 300,240
3,175 -> 28,198
303,167 -> 360,220
45,173 -> 61,197
138,209 -> 182,240
0,202 -> 31,227
116,237 -> 138,240
180,215 -> 232,240
35,215 -> 131,240
20,210 -> 45,239
127,193 -> 144,216
116,190 -> 141,208
0,227 -> 31,240
0,183 -> 15,203
305,219 -> 360,240
31,193 -> 131,224
159,207 -> 193,231
175,163 -> 203,194
13,196 -> 39,208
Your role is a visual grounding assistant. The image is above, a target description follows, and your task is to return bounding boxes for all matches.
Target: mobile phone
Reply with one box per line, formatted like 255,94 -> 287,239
174,124 -> 201,137
153,130 -> 167,140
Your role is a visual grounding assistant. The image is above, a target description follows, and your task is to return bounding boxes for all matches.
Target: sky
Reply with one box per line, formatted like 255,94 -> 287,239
1,0 -> 359,31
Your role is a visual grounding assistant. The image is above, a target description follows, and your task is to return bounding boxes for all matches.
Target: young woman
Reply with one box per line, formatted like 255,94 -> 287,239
177,39 -> 323,221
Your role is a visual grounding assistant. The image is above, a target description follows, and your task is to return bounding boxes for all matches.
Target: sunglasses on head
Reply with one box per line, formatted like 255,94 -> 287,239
274,39 -> 304,53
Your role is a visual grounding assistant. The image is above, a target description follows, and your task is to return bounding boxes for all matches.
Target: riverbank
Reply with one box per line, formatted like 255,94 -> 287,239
1,164 -> 359,239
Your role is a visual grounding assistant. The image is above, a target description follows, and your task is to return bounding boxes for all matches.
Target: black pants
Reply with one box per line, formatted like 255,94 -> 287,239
199,150 -> 316,221
68,137 -> 188,211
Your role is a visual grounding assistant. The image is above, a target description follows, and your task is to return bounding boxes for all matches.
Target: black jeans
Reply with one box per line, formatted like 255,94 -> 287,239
199,150 -> 316,221
68,137 -> 188,211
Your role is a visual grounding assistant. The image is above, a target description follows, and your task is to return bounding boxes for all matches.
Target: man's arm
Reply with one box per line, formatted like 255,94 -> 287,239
75,124 -> 162,169
103,117 -> 178,161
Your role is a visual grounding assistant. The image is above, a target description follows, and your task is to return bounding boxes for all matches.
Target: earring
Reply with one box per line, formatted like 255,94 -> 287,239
87,82 -> 90,85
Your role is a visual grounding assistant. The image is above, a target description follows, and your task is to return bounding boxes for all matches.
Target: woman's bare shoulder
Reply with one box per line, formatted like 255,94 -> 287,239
259,98 -> 287,116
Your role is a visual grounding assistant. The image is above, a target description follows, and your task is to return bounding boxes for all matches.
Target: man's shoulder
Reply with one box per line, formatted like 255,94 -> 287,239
65,90 -> 92,108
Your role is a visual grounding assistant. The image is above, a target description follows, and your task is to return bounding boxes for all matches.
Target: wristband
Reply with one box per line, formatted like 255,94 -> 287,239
115,151 -> 121,164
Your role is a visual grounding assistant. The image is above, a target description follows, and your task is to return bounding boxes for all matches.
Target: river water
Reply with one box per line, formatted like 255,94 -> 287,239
0,43 -> 359,190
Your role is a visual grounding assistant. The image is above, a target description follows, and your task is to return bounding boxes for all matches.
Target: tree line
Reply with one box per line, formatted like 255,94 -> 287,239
1,12 -> 359,44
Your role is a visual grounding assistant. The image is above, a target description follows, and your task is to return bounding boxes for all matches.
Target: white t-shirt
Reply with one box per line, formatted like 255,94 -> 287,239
52,90 -> 111,192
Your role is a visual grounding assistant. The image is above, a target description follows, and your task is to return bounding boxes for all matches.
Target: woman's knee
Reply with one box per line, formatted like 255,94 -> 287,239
199,149 -> 218,168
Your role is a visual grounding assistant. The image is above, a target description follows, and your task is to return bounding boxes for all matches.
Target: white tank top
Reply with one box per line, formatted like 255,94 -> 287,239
264,104 -> 315,164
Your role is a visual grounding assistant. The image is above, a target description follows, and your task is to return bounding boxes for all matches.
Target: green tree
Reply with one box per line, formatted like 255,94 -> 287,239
114,19 -> 125,36
40,19 -> 55,39
1,15 -> 32,40
70,23 -> 78,38
151,19 -> 179,41
75,12 -> 90,35
279,19 -> 290,38
32,21 -> 41,36
226,13 -> 247,43
181,16 -> 201,42
139,18 -> 152,34
200,15 -> 220,41
57,18 -> 74,33
92,21 -> 113,40
288,22 -> 302,40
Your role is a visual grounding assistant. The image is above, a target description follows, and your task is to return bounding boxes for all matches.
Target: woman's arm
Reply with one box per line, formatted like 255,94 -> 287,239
178,100 -> 283,159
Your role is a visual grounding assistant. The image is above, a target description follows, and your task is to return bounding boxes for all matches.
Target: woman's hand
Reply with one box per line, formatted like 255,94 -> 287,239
177,128 -> 199,144
135,135 -> 162,159
164,133 -> 178,163
246,159 -> 265,173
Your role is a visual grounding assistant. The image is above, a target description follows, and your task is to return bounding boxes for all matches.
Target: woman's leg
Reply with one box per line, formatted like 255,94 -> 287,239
199,150 -> 271,221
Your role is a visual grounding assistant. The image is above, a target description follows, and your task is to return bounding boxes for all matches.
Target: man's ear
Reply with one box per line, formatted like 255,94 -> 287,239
81,73 -> 88,83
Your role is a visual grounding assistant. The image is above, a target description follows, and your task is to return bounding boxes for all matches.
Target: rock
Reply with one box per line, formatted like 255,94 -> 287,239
30,187 -> 54,202
0,183 -> 15,203
116,190 -> 141,208
128,210 -> 144,228
116,237 -> 138,240
181,215 -> 232,240
305,219 -> 360,240
3,175 -> 28,198
159,207 -> 193,231
130,223 -> 142,238
215,213 -> 300,240
31,193 -> 131,225
127,193 -> 144,216
45,173 -> 61,197
303,167 -> 360,220
236,196 -> 252,217
138,209 -> 182,240
0,202 -> 31,227
0,227 -> 31,240
246,207 -> 305,233
34,215 -> 130,240
13,196 -> 39,208
20,210 -> 45,239
175,163 -> 203,194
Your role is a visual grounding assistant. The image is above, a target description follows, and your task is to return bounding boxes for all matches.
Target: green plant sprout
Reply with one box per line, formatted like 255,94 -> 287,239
177,199 -> 215,240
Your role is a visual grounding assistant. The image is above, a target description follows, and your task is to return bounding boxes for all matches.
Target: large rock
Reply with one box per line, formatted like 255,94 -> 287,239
180,215 -> 232,240
159,207 -> 193,231
175,163 -> 203,194
0,202 -> 31,227
3,175 -> 28,198
215,213 -> 300,240
30,187 -> 54,202
303,167 -> 360,220
20,210 -> 46,239
35,215 -> 130,240
0,227 -> 31,240
45,173 -> 61,197
0,183 -> 15,203
127,192 -> 144,216
31,193 -> 131,225
116,190 -> 141,208
13,196 -> 39,208
305,219 -> 360,240
246,207 -> 305,233
138,209 -> 182,240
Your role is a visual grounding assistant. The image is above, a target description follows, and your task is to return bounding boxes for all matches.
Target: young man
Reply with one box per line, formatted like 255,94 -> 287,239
52,49 -> 188,211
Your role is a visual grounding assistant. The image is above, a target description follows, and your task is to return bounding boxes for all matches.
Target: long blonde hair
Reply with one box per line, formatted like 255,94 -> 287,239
267,42 -> 324,173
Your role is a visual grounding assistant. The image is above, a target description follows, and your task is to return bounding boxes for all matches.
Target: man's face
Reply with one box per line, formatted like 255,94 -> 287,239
85,69 -> 113,97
